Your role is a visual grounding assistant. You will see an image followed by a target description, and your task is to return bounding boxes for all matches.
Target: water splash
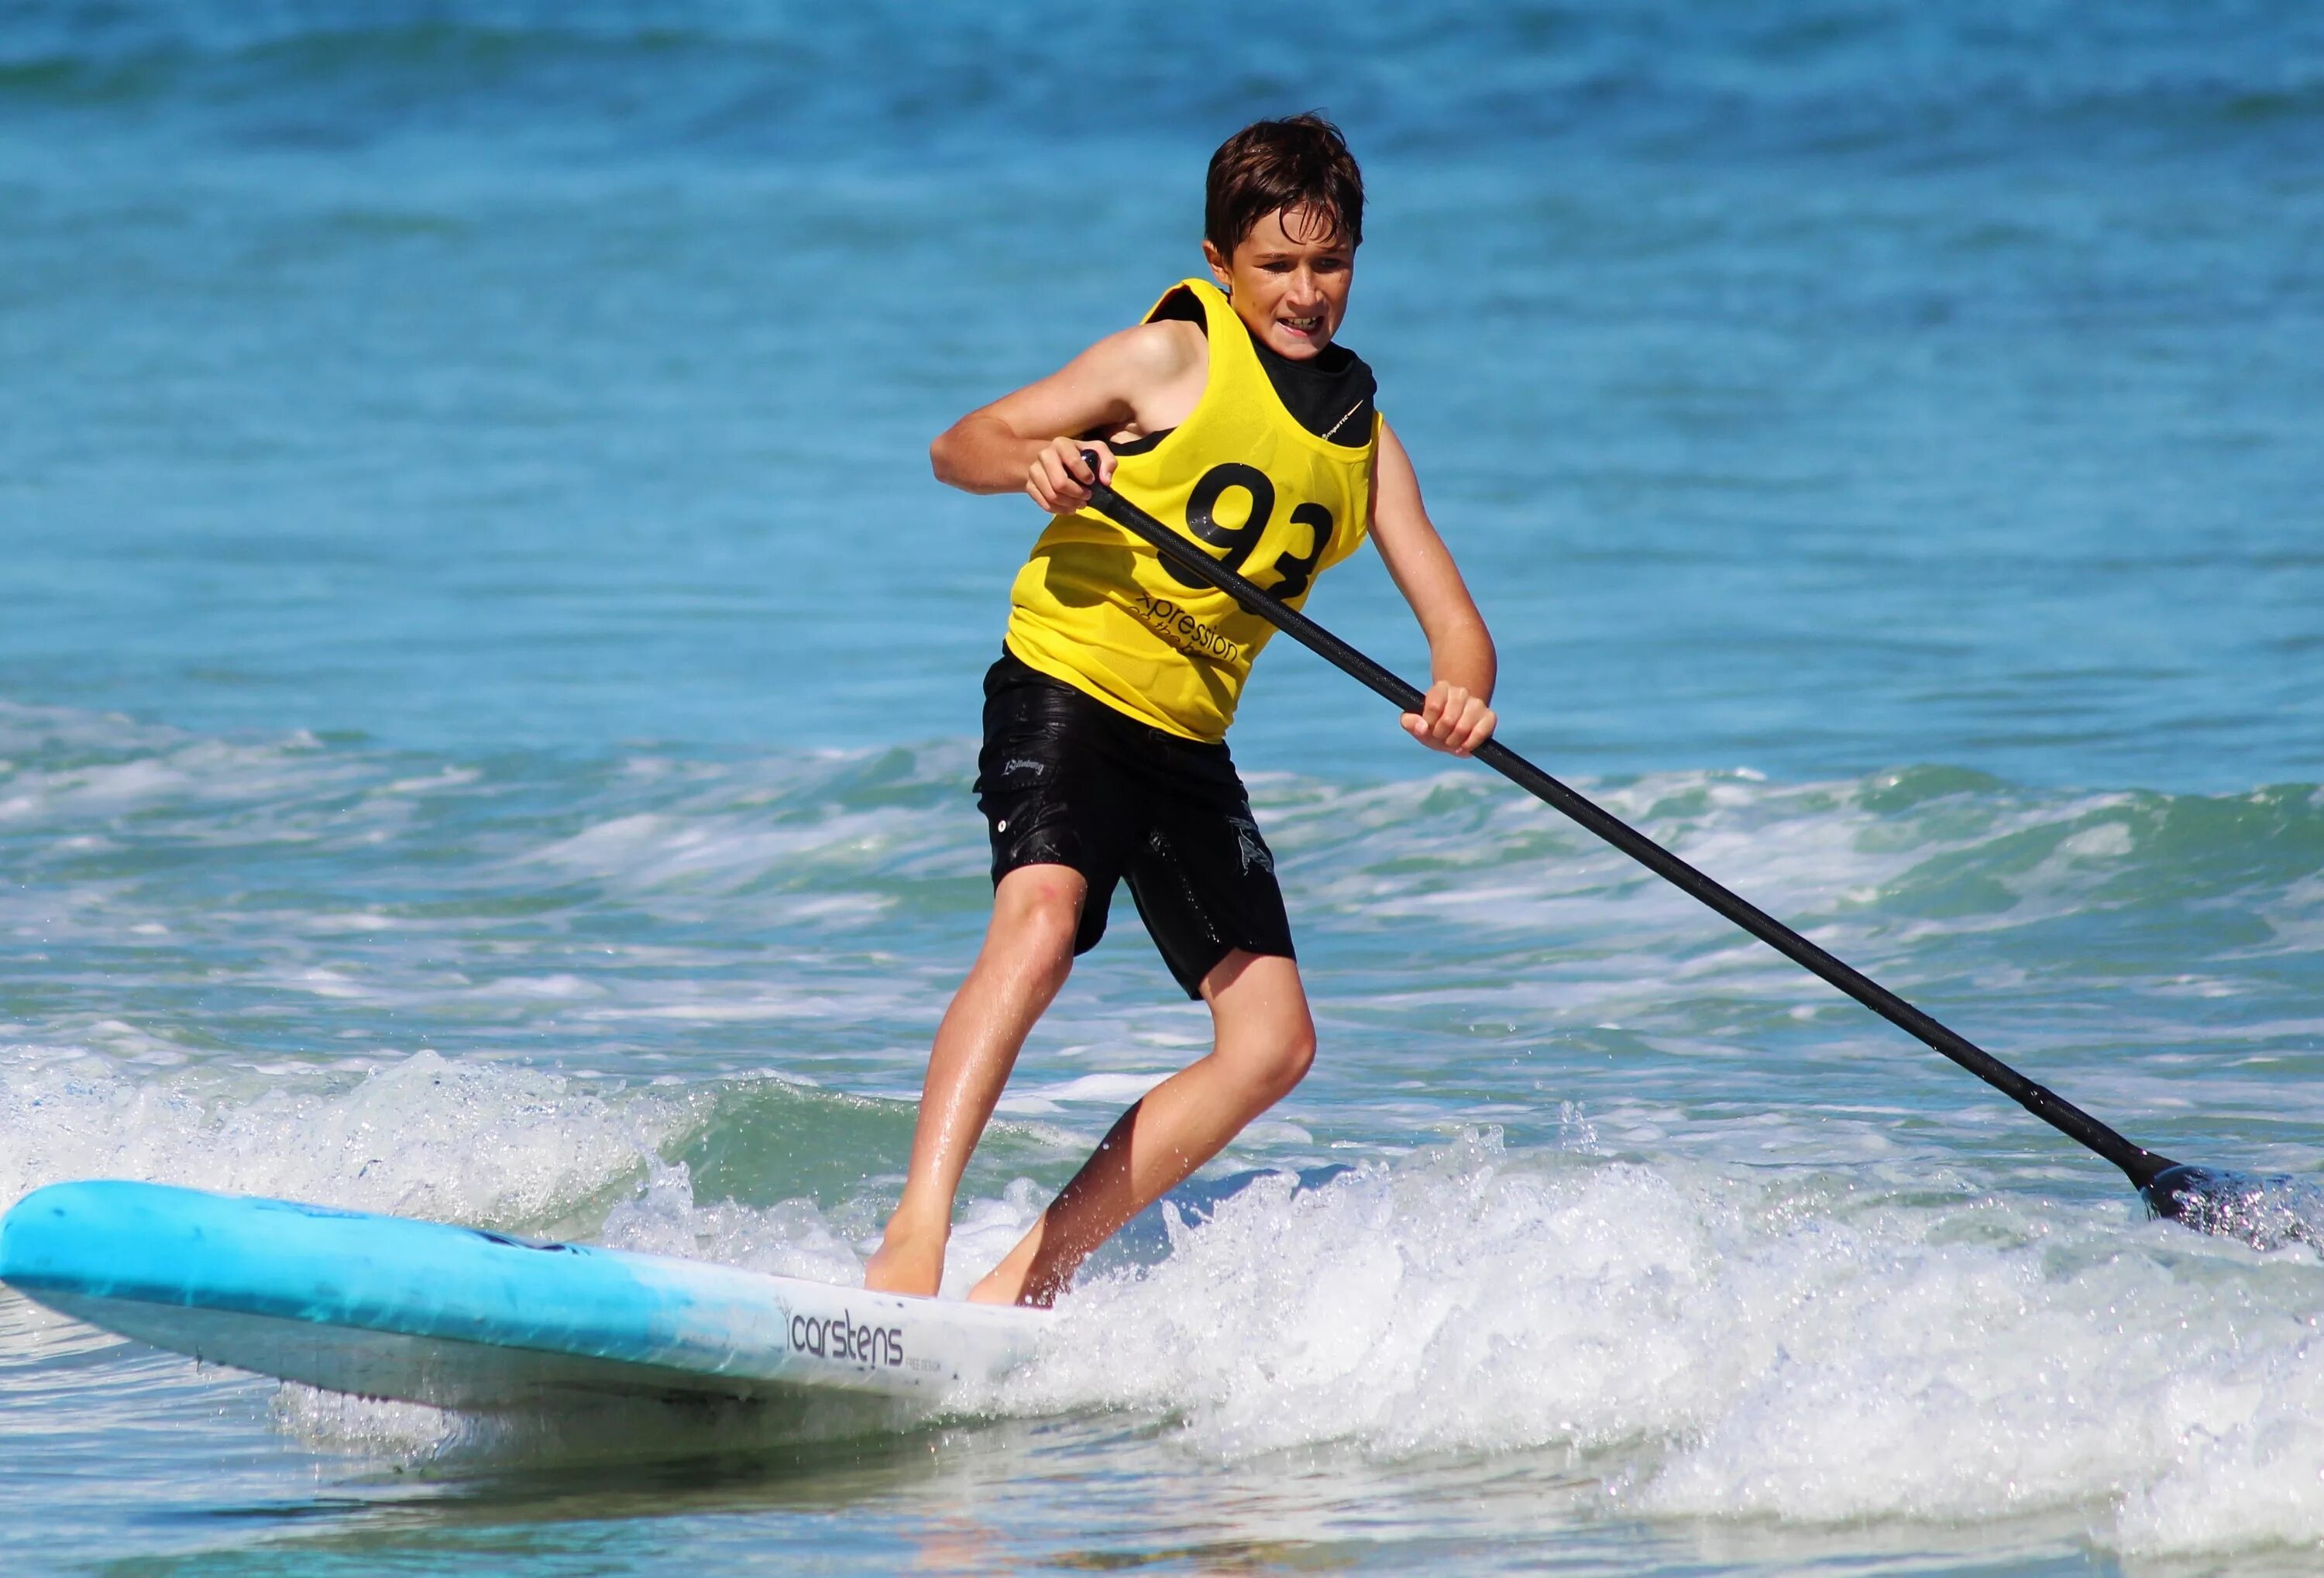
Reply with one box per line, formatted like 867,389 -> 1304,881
2146,1164 -> 2324,1253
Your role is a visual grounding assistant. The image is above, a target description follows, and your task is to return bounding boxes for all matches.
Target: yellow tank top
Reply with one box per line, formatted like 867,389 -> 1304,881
1002,278 -> 1378,742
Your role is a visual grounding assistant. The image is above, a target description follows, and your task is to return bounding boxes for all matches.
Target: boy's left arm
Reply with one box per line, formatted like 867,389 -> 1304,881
1368,421 -> 1499,758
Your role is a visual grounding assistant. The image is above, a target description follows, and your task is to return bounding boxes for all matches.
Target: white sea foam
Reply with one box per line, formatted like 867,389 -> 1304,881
1010,1133 -> 2324,1557
0,706 -> 358,830
0,1042 -> 1040,1294
1273,765 -> 2157,972
517,745 -> 983,900
13,1039 -> 2324,1555
0,1045 -> 676,1229
995,1069 -> 1174,1115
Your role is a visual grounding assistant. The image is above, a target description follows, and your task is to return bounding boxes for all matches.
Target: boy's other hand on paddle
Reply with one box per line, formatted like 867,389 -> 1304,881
1028,438 -> 1115,514
1402,680 -> 1496,757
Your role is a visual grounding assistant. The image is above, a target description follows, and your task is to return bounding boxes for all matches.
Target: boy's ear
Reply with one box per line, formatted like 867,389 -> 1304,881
1202,238 -> 1232,294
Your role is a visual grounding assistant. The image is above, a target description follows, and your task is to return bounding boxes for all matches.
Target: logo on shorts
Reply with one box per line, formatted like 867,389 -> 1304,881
1001,757 -> 1046,779
1228,817 -> 1272,875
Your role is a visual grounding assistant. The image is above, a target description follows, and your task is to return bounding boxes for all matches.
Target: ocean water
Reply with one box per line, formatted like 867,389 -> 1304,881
6,1 -> 2324,1572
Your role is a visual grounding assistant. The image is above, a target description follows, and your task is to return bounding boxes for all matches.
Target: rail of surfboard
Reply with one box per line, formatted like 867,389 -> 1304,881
1,1181 -> 1046,1408
26,1291 -> 971,1409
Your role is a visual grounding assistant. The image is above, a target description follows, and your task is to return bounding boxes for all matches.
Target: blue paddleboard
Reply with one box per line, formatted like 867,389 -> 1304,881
0,1181 -> 1045,1409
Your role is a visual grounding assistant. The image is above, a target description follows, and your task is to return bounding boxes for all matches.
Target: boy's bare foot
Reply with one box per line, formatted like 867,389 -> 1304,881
862,1226 -> 946,1298
965,1258 -> 1029,1306
967,1218 -> 1069,1308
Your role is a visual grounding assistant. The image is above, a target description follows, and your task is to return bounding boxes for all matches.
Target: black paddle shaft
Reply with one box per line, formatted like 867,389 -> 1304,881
1078,456 -> 2180,1191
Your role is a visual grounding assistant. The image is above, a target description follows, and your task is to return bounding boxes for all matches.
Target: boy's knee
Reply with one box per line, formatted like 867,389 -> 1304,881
1206,953 -> 1315,1099
1236,1018 -> 1313,1102
1270,1024 -> 1316,1097
992,866 -> 1085,960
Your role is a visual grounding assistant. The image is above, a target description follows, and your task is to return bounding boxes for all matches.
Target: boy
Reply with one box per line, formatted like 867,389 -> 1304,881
865,114 -> 1497,1307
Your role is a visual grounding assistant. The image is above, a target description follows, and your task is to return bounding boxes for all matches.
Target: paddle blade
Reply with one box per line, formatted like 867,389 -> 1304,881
2143,1164 -> 2324,1251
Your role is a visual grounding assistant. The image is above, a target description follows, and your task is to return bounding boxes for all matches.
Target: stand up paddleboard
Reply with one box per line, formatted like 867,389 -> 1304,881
0,1181 -> 1045,1410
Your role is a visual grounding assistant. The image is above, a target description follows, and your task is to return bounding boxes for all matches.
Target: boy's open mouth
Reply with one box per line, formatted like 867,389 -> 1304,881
1280,314 -> 1326,341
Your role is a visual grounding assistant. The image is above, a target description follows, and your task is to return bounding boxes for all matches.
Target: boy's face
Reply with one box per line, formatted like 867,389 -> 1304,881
1202,206 -> 1355,360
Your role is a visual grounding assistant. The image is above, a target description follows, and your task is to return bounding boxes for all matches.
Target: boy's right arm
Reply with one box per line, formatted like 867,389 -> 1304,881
930,321 -> 1205,514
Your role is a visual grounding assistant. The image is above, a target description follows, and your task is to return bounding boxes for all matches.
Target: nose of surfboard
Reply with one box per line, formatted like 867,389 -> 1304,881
3,1180 -> 1047,1411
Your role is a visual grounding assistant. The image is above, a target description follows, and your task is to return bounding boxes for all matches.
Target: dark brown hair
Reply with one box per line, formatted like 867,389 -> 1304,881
1204,113 -> 1363,258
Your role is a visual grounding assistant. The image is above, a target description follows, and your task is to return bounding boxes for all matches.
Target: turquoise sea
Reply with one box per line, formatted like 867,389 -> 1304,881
7,2 -> 2324,1572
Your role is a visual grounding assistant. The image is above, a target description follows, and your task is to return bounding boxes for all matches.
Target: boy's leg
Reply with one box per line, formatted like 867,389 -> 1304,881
968,947 -> 1315,1307
864,862 -> 1088,1296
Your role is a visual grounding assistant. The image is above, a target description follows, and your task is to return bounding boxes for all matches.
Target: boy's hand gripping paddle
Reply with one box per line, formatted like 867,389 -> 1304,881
1077,452 -> 2308,1246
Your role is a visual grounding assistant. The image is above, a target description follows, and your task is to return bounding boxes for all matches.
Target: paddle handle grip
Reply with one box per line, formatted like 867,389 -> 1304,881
1077,455 -> 2178,1189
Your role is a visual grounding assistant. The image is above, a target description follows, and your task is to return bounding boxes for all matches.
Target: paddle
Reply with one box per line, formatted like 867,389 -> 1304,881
1078,453 -> 2284,1243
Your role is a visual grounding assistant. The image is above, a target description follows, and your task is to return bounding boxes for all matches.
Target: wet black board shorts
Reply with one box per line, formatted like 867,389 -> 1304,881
977,649 -> 1294,999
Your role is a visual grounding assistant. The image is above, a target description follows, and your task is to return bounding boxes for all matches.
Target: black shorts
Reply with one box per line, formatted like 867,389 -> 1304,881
976,649 -> 1294,999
